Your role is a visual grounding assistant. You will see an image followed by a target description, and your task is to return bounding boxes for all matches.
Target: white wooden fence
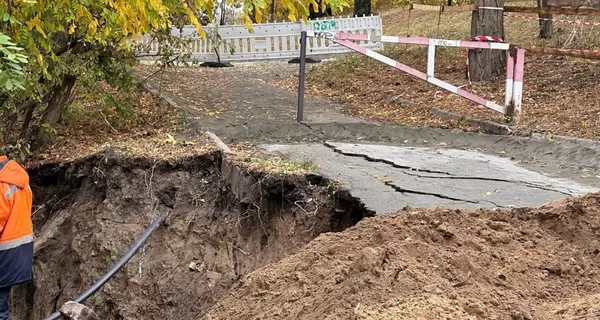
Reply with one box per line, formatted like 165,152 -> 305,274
137,15 -> 383,62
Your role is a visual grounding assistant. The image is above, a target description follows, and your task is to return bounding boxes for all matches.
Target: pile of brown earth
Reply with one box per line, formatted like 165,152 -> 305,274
204,193 -> 600,320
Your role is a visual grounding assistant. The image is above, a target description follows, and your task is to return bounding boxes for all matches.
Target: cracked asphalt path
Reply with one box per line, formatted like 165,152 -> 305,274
262,142 -> 598,213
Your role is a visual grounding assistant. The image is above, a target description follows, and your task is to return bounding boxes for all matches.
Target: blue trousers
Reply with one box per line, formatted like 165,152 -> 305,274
0,286 -> 9,320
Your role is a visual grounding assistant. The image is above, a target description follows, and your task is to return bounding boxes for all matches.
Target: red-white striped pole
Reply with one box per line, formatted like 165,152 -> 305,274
505,50 -> 514,108
511,48 -> 526,122
427,39 -> 436,78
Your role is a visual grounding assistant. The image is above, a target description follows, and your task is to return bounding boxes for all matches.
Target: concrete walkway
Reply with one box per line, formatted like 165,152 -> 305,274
262,142 -> 598,214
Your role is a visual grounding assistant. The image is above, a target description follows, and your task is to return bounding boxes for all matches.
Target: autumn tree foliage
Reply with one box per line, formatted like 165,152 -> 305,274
0,0 -> 346,158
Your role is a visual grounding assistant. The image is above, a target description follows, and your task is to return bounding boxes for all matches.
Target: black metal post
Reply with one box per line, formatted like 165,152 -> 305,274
297,31 -> 307,122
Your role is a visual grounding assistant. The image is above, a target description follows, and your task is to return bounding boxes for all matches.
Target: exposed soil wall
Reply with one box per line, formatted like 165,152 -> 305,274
12,150 -> 372,320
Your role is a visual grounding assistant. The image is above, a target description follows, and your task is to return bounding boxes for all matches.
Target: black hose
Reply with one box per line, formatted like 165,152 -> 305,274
42,207 -> 171,320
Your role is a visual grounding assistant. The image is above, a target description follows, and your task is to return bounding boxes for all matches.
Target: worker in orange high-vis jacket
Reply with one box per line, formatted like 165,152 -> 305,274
0,156 -> 33,320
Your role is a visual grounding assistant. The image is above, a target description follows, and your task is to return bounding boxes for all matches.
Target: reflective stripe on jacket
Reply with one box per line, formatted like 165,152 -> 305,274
0,156 -> 34,288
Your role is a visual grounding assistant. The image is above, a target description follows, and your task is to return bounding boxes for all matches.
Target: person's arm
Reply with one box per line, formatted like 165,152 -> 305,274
0,184 -> 10,235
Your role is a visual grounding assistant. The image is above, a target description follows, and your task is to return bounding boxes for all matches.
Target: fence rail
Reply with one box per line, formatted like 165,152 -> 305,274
137,15 -> 383,62
300,30 -> 526,122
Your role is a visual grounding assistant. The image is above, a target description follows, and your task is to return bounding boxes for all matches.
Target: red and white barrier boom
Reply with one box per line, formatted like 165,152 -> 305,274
297,30 -> 526,123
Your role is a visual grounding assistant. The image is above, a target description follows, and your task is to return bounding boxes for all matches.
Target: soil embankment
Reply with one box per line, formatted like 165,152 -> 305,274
205,193 -> 600,320
12,150 -> 371,319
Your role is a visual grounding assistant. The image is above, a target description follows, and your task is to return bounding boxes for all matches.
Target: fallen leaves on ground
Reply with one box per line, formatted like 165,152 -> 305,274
29,82 -> 213,164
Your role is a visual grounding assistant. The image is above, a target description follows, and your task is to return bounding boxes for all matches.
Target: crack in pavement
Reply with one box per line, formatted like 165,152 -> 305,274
384,181 -> 506,208
400,170 -> 573,196
323,142 -> 573,196
323,141 -> 452,175
383,181 -> 479,204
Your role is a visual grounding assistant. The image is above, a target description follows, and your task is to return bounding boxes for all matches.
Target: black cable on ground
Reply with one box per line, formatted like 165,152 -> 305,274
42,206 -> 171,320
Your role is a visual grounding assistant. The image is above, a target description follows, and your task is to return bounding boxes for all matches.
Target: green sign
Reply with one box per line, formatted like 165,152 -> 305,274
311,20 -> 338,31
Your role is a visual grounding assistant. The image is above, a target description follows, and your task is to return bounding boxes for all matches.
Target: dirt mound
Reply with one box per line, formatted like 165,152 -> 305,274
11,150 -> 371,320
204,194 -> 600,320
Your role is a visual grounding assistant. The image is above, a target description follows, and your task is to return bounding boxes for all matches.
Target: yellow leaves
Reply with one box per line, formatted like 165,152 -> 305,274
164,134 -> 177,145
183,3 -> 206,38
243,15 -> 253,31
27,16 -> 47,38
163,134 -> 195,146
117,0 -> 126,11
76,4 -> 87,19
121,6 -> 141,36
255,6 -> 263,23
148,0 -> 164,12
375,175 -> 393,183
310,0 -> 319,11
68,24 -> 76,35
86,19 -> 99,37
102,26 -> 113,39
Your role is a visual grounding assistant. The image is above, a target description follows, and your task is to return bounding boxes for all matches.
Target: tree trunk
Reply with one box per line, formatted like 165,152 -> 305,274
34,75 -> 77,149
354,0 -> 371,16
219,0 -> 226,25
270,0 -> 276,21
538,0 -> 553,38
469,0 -> 506,81
19,102 -> 36,139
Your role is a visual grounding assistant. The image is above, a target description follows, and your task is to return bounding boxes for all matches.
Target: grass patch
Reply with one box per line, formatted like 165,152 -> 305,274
229,144 -> 318,175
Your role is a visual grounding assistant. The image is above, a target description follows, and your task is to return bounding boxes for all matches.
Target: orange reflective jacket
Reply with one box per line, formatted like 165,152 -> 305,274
0,156 -> 33,288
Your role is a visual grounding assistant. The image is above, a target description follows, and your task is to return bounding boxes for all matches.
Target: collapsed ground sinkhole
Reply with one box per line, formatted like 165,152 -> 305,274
11,150 -> 373,320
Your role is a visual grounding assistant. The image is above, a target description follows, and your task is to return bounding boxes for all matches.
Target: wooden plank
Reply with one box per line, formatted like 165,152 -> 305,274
521,45 -> 600,59
504,5 -> 600,15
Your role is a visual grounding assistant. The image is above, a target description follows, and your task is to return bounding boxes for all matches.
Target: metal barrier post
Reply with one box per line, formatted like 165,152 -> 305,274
504,48 -> 515,110
297,31 -> 307,122
427,40 -> 436,78
512,48 -> 526,123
